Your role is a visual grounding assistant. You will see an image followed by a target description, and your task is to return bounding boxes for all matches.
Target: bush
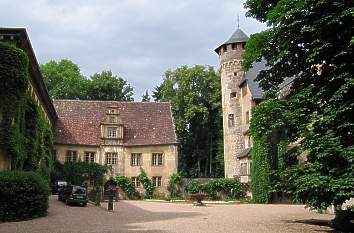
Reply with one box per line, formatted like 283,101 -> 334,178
167,173 -> 183,199
115,176 -> 140,200
0,171 -> 50,221
185,180 -> 203,194
203,179 -> 243,200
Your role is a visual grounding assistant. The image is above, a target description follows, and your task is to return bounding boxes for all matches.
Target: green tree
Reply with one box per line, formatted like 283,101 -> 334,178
154,65 -> 223,177
141,90 -> 151,102
243,0 -> 353,227
40,59 -> 89,99
87,70 -> 134,101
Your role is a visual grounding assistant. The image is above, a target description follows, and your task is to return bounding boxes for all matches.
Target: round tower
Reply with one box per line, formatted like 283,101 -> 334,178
215,27 -> 249,178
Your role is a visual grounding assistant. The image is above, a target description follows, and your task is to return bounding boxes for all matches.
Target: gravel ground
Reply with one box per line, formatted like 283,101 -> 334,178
0,195 -> 336,233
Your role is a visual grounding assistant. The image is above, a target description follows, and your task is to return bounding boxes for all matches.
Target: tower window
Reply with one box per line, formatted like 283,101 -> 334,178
246,111 -> 250,124
224,45 -> 227,52
234,72 -> 237,76
109,116 -> 116,123
232,44 -> 236,50
230,92 -> 236,98
228,114 -> 234,128
242,42 -> 246,49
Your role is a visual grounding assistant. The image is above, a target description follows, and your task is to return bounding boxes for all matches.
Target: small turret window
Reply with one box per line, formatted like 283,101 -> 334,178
232,44 -> 236,50
224,45 -> 227,52
228,114 -> 234,128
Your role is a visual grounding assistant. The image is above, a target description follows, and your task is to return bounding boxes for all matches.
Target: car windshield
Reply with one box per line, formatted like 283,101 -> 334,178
72,187 -> 86,194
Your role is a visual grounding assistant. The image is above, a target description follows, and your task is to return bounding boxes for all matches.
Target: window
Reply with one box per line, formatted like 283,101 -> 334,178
228,114 -> 234,128
65,150 -> 77,162
107,127 -> 117,138
240,163 -> 247,175
131,153 -> 142,166
224,45 -> 227,52
242,42 -> 246,49
84,152 -> 95,163
245,135 -> 251,148
232,43 -> 236,50
105,153 -> 118,165
230,92 -> 236,99
152,176 -> 162,187
131,177 -> 140,187
234,72 -> 237,76
109,116 -> 116,123
242,85 -> 248,96
245,111 -> 250,124
152,153 -> 163,166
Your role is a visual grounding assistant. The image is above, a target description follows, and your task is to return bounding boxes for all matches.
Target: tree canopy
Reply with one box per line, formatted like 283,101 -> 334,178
244,0 -> 353,211
154,65 -> 224,177
88,70 -> 134,101
40,59 -> 134,101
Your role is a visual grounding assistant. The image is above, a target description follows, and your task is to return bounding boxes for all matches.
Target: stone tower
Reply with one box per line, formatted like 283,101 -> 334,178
215,27 -> 249,178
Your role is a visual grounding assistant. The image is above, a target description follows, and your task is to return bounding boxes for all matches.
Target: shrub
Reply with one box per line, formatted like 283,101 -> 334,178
0,171 -> 50,221
185,180 -> 203,194
203,179 -> 243,200
167,173 -> 183,199
138,169 -> 155,199
115,176 -> 140,200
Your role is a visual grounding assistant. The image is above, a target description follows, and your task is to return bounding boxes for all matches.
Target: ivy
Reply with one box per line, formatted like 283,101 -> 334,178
62,161 -> 109,186
138,169 -> 155,199
0,42 -> 53,180
115,176 -> 140,200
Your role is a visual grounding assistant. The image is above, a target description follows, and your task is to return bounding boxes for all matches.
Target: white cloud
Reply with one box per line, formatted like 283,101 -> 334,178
0,0 -> 266,100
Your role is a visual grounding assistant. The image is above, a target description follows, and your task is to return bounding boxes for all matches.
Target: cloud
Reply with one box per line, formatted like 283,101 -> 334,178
0,0 -> 266,100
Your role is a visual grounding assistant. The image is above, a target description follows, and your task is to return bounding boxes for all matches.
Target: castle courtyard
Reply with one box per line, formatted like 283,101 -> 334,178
0,196 -> 335,233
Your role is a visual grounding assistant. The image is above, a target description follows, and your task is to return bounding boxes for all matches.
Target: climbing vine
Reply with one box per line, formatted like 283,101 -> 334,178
249,97 -> 291,203
0,42 -> 53,179
138,169 -> 155,199
167,173 -> 183,198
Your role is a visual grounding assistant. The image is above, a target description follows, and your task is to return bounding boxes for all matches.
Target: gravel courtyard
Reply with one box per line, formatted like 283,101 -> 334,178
0,195 -> 336,233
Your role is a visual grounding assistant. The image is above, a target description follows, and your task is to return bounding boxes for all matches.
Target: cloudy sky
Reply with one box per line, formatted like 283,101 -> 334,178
1,0 -> 265,100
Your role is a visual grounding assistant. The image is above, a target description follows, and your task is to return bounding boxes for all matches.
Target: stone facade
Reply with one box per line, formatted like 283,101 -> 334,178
216,31 -> 248,179
53,100 -> 178,193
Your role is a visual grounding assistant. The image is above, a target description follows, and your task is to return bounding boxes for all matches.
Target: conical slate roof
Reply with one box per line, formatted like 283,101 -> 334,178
215,28 -> 249,53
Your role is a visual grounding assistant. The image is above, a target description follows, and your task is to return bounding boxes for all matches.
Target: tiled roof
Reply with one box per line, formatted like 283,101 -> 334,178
53,100 -> 178,146
215,28 -> 249,53
239,60 -> 267,100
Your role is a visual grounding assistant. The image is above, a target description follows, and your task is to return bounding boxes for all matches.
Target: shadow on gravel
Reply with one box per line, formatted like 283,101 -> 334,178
285,219 -> 339,233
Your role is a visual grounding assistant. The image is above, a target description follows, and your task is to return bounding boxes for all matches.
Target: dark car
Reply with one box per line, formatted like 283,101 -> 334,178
58,185 -> 88,206
52,180 -> 68,194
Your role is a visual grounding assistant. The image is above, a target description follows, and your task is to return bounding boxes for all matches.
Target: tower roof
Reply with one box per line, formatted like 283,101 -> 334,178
215,28 -> 249,53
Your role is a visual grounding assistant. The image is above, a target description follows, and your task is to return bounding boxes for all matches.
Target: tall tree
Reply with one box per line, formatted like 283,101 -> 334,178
141,90 -> 151,102
87,70 -> 134,101
40,59 -> 89,99
154,65 -> 224,177
243,0 -> 353,227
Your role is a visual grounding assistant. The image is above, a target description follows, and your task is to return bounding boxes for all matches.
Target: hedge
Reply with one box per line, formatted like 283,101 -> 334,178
0,171 -> 50,221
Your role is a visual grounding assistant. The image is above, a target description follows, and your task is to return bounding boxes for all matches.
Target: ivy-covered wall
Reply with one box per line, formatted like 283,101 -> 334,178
0,42 -> 53,179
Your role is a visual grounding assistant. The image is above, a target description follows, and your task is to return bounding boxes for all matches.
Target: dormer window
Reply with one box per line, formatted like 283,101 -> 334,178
107,127 -> 117,138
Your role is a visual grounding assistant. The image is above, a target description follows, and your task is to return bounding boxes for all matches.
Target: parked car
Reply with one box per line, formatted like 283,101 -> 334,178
58,185 -> 88,206
51,180 -> 68,194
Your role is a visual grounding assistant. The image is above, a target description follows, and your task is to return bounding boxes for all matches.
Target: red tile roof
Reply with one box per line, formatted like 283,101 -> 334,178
53,100 -> 178,146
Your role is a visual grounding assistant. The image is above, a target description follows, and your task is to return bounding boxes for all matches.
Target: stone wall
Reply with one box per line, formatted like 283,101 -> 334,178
219,43 -> 246,178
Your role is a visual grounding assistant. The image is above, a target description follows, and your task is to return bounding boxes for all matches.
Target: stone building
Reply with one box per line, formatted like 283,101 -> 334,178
0,28 -> 57,170
215,27 -> 265,182
53,100 -> 178,192
0,28 -> 179,194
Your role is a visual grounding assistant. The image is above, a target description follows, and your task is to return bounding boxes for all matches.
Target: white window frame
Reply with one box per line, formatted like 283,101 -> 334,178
84,152 -> 95,163
131,153 -> 141,166
107,127 -> 117,138
152,153 -> 163,166
106,153 -> 118,165
131,177 -> 140,187
65,150 -> 77,162
152,176 -> 162,187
